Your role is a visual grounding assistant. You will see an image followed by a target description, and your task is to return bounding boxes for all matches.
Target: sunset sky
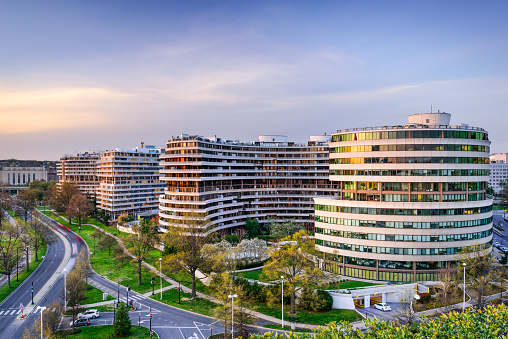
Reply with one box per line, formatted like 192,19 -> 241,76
1,1 -> 507,160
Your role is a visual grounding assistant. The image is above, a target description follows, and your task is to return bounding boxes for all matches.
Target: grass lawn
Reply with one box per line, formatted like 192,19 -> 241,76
0,243 -> 47,303
57,325 -> 158,338
325,280 -> 380,290
236,269 -> 264,281
83,284 -> 115,304
37,209 -> 171,294
164,269 -> 208,294
149,288 -> 217,317
252,302 -> 361,325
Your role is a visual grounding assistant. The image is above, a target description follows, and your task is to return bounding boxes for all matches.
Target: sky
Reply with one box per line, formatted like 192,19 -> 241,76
0,0 -> 507,160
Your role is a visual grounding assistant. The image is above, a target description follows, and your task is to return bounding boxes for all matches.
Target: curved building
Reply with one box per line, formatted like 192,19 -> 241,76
315,112 -> 492,282
159,134 -> 337,232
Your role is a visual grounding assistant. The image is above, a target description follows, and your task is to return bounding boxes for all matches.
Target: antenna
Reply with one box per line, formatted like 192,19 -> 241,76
431,105 -> 432,113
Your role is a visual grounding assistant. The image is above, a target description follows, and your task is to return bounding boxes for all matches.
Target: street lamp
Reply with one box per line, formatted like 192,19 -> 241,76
159,258 -> 162,300
281,276 -> 284,328
40,306 -> 47,339
63,269 -> 67,310
228,294 -> 237,339
463,262 -> 467,311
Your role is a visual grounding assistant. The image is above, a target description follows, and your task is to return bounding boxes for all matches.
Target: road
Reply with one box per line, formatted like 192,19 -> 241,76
493,210 -> 508,249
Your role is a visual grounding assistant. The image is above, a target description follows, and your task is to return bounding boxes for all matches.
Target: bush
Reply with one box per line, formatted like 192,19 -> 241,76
298,288 -> 333,312
298,286 -> 314,310
236,258 -> 270,270
113,303 -> 131,336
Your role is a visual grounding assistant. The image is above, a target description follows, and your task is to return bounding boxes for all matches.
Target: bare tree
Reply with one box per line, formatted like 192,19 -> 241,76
163,213 -> 212,298
21,316 -> 54,339
91,228 -> 103,255
234,228 -> 247,243
67,193 -> 92,231
44,299 -> 63,334
16,189 -> 37,221
28,216 -> 54,261
50,182 -> 79,213
394,301 -> 418,326
98,234 -> 118,256
0,220 -> 24,288
74,248 -> 93,286
127,218 -> 159,285
64,269 -> 86,329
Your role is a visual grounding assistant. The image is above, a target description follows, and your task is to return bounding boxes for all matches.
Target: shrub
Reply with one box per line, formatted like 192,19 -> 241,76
313,290 -> 333,312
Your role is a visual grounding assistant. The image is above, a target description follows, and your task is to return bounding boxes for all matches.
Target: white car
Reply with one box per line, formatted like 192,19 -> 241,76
77,309 -> 100,319
374,303 -> 392,311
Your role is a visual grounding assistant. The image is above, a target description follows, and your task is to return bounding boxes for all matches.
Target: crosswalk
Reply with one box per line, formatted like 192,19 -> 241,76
0,309 -> 23,316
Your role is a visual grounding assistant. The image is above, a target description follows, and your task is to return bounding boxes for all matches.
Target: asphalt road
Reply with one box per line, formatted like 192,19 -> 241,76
493,210 -> 508,249
0,212 -> 72,338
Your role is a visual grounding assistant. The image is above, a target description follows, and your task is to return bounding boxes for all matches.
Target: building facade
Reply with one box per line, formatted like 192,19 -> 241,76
158,134 -> 337,232
57,146 -> 164,220
96,146 -> 165,220
489,153 -> 508,194
1,167 -> 48,186
57,152 -> 100,196
315,112 -> 493,282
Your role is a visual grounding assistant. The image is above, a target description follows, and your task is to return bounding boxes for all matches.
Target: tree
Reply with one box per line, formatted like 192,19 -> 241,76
44,299 -> 63,334
21,316 -> 54,339
74,248 -> 93,286
127,218 -> 159,285
113,302 -> 131,336
91,228 -> 103,255
234,228 -> 247,243
163,213 -> 212,298
245,218 -> 260,238
269,220 -> 303,239
16,189 -> 37,221
28,217 -> 53,262
262,230 -> 322,314
436,266 -> 458,312
28,180 -> 56,203
0,220 -> 24,288
114,247 -> 131,268
65,269 -> 86,328
499,179 -> 508,203
455,244 -> 498,306
98,234 -> 117,256
50,182 -> 80,213
67,193 -> 92,230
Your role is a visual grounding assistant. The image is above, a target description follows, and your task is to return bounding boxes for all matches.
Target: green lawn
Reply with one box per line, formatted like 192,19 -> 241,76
251,302 -> 361,325
149,288 -> 217,317
83,284 -> 115,304
164,269 -> 209,294
57,325 -> 159,338
0,243 -> 47,303
325,280 -> 380,290
37,209 -> 171,294
235,269 -> 264,281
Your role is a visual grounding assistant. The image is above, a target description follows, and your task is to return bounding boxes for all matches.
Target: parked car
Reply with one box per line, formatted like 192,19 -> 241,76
71,317 -> 90,327
77,309 -> 100,319
374,303 -> 392,311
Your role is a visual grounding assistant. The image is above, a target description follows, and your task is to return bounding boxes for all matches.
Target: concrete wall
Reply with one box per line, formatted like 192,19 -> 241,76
329,292 -> 356,310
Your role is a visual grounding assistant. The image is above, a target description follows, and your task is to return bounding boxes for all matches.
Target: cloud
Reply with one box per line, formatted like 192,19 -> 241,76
0,87 -> 134,134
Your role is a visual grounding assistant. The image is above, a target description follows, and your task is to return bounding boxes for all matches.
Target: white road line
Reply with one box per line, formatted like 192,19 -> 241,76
0,311 -> 4,315
10,310 -> 16,315
16,310 -> 21,314
178,327 -> 185,339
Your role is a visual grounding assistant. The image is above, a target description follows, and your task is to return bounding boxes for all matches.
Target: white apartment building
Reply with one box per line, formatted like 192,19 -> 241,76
96,146 -> 165,220
1,167 -> 48,186
315,112 -> 492,282
490,153 -> 508,194
57,152 -> 100,196
58,145 -> 164,220
158,134 -> 338,232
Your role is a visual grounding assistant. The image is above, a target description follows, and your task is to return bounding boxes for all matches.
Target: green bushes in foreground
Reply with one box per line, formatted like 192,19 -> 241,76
252,304 -> 508,338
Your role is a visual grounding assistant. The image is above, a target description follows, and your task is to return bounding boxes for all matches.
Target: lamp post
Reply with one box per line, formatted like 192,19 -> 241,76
63,269 -> 67,310
16,247 -> 19,282
228,294 -> 237,339
159,258 -> 162,300
40,306 -> 47,339
281,276 -> 284,328
463,262 -> 467,311
117,281 -> 120,305
31,282 -> 34,305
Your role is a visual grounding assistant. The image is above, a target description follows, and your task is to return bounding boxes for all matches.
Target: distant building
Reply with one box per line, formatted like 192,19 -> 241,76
315,112 -> 492,282
57,145 -> 164,221
489,153 -> 508,194
1,166 -> 48,186
158,134 -> 337,232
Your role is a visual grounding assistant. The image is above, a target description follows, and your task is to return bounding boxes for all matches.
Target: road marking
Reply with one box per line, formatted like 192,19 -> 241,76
0,311 -> 4,315
16,310 -> 21,314
10,310 -> 16,315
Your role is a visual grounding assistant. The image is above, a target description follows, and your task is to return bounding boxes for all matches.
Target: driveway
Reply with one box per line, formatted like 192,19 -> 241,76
357,302 -> 404,321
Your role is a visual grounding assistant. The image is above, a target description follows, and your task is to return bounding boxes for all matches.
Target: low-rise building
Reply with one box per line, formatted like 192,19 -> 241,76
490,153 -> 508,194
1,166 -> 48,186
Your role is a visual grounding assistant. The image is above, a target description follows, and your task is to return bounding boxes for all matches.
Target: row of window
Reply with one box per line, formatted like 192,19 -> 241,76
316,227 -> 491,242
315,204 -> 492,216
331,157 -> 488,164
342,181 -> 484,192
340,192 -> 485,202
330,169 -> 490,177
323,263 -> 436,282
315,215 -> 492,229
332,130 -> 488,142
331,144 -> 489,153
7,172 -> 37,185
316,239 -> 491,255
